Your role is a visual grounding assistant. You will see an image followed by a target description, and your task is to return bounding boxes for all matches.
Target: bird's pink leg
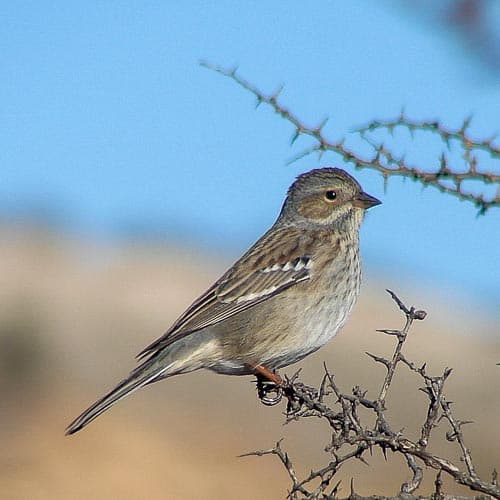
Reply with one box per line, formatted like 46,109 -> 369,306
245,363 -> 283,385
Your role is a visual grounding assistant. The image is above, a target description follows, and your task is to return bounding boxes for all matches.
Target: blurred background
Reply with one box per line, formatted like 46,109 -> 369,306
1,2 -> 499,499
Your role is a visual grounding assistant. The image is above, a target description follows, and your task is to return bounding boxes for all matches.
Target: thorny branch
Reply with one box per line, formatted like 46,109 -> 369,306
201,62 -> 500,214
242,291 -> 499,500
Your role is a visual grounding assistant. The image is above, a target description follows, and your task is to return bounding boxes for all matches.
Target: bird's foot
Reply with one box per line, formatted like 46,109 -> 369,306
255,374 -> 283,406
256,378 -> 283,406
247,363 -> 284,406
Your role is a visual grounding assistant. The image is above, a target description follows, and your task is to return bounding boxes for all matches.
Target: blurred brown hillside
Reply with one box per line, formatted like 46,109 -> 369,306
0,226 -> 498,500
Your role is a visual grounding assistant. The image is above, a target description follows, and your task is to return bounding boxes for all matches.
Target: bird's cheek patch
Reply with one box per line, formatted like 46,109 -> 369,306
297,195 -> 334,219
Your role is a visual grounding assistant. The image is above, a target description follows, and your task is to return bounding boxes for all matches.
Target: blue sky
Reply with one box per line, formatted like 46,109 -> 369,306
1,2 -> 499,313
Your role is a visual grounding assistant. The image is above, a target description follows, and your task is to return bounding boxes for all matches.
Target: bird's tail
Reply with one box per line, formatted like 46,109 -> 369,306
66,353 -> 175,435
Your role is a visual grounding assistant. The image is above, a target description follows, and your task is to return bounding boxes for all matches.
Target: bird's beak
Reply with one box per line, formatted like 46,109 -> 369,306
352,191 -> 381,209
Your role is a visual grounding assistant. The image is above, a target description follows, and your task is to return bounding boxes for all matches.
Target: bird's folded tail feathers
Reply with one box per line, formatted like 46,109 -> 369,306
65,357 -> 170,435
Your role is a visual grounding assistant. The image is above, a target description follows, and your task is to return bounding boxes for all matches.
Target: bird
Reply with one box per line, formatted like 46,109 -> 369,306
66,167 -> 380,435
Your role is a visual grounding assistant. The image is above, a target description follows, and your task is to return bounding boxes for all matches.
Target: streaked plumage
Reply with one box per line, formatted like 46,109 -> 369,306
66,167 -> 380,435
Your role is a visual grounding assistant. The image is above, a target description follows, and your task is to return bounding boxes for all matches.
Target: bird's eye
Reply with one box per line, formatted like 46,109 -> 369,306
324,190 -> 337,201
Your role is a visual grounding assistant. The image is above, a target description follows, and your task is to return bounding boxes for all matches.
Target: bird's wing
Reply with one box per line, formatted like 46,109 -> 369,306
137,226 -> 316,359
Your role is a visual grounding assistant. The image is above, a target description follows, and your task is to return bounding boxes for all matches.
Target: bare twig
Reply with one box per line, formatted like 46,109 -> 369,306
355,115 -> 500,160
240,440 -> 310,498
244,291 -> 499,499
201,62 -> 500,214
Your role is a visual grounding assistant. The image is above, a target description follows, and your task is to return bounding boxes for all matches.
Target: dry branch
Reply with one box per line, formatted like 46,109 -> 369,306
242,291 -> 499,500
201,62 -> 500,214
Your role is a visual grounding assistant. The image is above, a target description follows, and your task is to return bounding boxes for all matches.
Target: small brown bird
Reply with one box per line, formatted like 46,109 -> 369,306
66,167 -> 380,434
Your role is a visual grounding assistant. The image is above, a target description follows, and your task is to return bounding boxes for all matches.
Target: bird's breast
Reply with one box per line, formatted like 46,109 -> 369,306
263,244 -> 361,367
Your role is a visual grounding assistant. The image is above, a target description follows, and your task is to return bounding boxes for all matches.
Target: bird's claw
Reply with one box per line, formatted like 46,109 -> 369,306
256,376 -> 283,406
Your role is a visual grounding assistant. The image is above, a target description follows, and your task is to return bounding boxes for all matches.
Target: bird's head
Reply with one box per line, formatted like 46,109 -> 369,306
280,167 -> 381,229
